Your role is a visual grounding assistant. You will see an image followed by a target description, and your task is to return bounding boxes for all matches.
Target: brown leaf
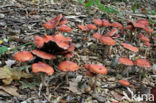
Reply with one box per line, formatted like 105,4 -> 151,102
0,66 -> 33,85
0,86 -> 20,96
113,92 -> 123,101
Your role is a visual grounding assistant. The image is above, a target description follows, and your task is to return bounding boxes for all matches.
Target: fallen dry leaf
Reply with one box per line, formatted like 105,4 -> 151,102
0,86 -> 20,96
0,66 -> 33,85
66,75 -> 82,95
112,92 -> 123,101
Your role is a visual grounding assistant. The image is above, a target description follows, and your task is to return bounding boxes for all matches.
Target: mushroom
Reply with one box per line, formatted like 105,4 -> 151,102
58,25 -> 72,32
100,36 -> 116,55
101,19 -> 111,34
118,57 -> 134,77
134,59 -> 151,80
120,43 -> 139,57
32,62 -> 54,95
87,24 -> 97,39
104,28 -> 118,37
119,79 -> 130,87
32,49 -> 56,64
126,21 -> 143,41
93,19 -> 103,33
58,61 -> 79,84
14,51 -> 34,73
84,64 -> 108,91
42,14 -> 63,33
93,33 -> 102,51
77,25 -> 89,41
111,22 -> 124,30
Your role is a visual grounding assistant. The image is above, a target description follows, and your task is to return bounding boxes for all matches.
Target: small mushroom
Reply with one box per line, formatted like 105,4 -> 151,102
111,22 -> 124,30
32,49 -> 56,64
58,61 -> 79,84
104,29 -> 118,37
84,64 -> 108,91
100,36 -> 116,55
119,79 -> 130,87
58,25 -> 72,32
93,33 -> 102,51
134,59 -> 151,80
118,57 -> 134,77
32,62 -> 54,95
14,51 -> 34,73
93,19 -> 103,32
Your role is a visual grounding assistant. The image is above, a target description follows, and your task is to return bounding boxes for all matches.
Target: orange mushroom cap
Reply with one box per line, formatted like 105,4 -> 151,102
65,53 -> 74,58
32,62 -> 54,75
127,21 -> 147,29
138,34 -> 150,42
144,42 -> 152,46
77,25 -> 89,31
42,34 -> 54,43
67,43 -> 75,52
53,32 -> 71,50
100,37 -> 116,46
32,49 -> 56,60
87,24 -> 97,30
59,17 -> 68,25
42,21 -> 55,29
137,19 -> 150,26
86,71 -> 96,77
34,35 -> 45,48
119,79 -> 130,87
93,33 -> 102,40
118,57 -> 134,66
58,25 -> 72,32
134,59 -> 151,68
84,64 -> 90,70
93,19 -> 103,26
58,61 -> 79,72
55,14 -> 63,26
14,51 -> 33,62
104,29 -> 118,37
126,25 -> 133,30
121,43 -> 139,52
143,27 -> 154,34
54,32 -> 72,42
111,22 -> 124,30
89,64 -> 108,74
102,19 -> 111,27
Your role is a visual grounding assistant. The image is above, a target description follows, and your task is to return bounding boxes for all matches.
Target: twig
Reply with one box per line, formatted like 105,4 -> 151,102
132,14 -> 156,19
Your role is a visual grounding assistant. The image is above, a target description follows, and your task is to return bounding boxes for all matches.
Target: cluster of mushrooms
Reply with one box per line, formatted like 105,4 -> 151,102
13,14 -> 155,94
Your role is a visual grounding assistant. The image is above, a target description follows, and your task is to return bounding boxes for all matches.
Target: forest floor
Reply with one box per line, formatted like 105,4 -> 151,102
0,0 -> 156,103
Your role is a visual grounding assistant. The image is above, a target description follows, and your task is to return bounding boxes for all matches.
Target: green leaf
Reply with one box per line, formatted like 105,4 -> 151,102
152,33 -> 156,37
77,0 -> 84,4
0,46 -> 8,56
20,80 -> 40,89
85,0 -> 93,8
103,6 -> 118,14
131,5 -> 137,13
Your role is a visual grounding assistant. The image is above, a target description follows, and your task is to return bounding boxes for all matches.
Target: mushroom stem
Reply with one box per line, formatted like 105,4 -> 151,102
40,73 -> 49,95
139,68 -> 144,81
66,72 -> 69,84
108,46 -> 112,55
95,39 -> 98,52
93,75 -> 98,91
88,76 -> 93,88
24,63 -> 29,73
41,73 -> 47,86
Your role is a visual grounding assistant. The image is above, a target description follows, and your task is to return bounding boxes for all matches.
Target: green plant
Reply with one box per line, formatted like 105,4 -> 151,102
0,46 -> 8,56
78,0 -> 118,14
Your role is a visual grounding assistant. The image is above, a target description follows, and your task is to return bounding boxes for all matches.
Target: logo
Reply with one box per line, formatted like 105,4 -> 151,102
122,87 -> 154,102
